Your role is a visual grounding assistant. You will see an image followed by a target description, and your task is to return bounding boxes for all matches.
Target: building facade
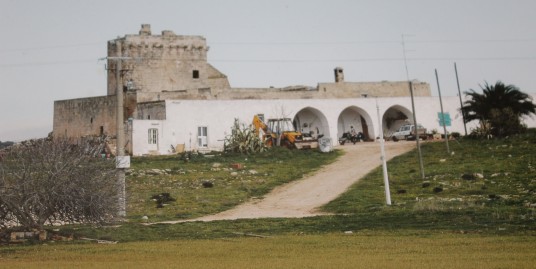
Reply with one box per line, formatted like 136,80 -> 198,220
53,25 -> 536,155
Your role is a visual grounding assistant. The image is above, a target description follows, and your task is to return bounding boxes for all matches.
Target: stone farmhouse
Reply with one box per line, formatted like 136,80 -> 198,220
53,24 -> 535,156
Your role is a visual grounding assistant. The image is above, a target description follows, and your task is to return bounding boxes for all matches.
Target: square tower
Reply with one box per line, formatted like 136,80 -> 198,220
106,24 -> 229,98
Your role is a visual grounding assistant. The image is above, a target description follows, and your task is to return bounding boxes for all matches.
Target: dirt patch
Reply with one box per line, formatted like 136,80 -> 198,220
159,141 -> 415,224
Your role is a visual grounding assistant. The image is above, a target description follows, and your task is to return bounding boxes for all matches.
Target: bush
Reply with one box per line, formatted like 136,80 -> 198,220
489,107 -> 527,137
224,118 -> 267,154
0,138 -> 118,230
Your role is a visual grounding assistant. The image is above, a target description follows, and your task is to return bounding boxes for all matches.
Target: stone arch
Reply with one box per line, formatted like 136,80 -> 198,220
293,107 -> 330,139
382,105 -> 413,135
337,106 -> 374,140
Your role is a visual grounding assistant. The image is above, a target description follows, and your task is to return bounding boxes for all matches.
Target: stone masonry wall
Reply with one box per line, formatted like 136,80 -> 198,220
53,96 -> 117,139
106,25 -> 230,99
316,80 -> 430,98
134,80 -> 430,102
136,101 -> 167,120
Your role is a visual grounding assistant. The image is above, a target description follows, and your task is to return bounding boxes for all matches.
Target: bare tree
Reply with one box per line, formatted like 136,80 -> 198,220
0,138 -> 118,230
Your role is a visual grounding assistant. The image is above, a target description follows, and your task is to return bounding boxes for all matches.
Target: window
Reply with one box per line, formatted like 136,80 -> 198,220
148,128 -> 158,145
193,70 -> 199,79
197,126 -> 208,148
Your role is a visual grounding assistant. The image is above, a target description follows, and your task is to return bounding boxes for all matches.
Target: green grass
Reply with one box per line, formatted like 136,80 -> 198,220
37,131 -> 533,243
126,147 -> 342,222
2,132 -> 536,268
322,131 -> 536,233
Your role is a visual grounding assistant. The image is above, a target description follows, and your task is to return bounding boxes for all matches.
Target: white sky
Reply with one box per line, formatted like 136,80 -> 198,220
1,0 -> 535,141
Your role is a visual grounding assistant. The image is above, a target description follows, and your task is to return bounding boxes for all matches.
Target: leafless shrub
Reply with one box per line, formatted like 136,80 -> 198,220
0,138 -> 118,230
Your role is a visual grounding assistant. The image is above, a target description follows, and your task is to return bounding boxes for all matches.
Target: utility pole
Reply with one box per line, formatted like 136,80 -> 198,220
454,63 -> 468,136
402,35 -> 425,179
435,69 -> 450,154
101,41 -> 130,218
99,41 -> 147,218
409,81 -> 425,179
116,40 -> 127,218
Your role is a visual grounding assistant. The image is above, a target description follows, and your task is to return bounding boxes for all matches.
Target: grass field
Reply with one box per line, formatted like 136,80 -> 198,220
324,131 -> 536,233
126,148 -> 341,222
2,234 -> 535,269
1,131 -> 536,268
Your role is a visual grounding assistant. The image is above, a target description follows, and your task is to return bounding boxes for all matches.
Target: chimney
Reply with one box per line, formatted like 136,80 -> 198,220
162,30 -> 175,36
139,24 -> 151,36
334,67 -> 344,83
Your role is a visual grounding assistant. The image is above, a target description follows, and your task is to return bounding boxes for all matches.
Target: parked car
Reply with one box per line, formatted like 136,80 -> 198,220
389,124 -> 427,141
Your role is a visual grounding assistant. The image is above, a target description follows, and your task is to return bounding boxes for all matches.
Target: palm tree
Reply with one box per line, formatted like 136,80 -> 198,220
462,81 -> 536,137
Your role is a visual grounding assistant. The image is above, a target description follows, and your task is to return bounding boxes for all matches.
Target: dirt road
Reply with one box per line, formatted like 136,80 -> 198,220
159,141 -> 415,224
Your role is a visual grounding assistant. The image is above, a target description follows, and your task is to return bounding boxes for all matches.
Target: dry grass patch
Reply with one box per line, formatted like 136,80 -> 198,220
1,234 -> 535,269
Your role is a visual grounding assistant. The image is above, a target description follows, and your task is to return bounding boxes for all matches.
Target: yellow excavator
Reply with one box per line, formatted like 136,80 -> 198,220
252,114 -> 318,149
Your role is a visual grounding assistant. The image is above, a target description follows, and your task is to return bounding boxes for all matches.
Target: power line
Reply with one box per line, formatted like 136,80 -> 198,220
1,38 -> 533,53
211,41 -> 399,46
1,55 -> 535,68
0,59 -> 98,68
0,42 -> 101,53
210,56 -> 536,63
410,56 -> 536,61
211,38 -> 536,46
410,38 -> 536,44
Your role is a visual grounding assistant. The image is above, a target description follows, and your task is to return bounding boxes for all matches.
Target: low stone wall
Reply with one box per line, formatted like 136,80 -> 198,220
53,95 -> 117,138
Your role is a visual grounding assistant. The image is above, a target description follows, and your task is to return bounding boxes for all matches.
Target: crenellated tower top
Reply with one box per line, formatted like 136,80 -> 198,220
106,24 -> 228,98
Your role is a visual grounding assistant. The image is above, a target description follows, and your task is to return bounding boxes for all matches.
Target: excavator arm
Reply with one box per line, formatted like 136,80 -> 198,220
252,114 -> 268,135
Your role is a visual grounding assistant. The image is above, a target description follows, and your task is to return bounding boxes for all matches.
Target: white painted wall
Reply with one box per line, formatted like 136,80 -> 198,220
132,120 -> 166,155
130,94 -> 536,156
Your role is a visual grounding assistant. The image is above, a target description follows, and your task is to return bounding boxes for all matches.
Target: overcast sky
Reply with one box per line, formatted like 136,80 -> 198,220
1,0 -> 535,141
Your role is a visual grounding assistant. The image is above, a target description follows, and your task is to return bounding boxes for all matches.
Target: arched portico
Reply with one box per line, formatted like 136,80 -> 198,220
382,105 -> 413,135
293,107 -> 330,139
337,106 -> 374,140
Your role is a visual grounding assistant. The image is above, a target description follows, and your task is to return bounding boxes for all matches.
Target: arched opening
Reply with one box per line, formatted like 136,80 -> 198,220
293,107 -> 330,139
337,106 -> 374,140
382,105 -> 413,136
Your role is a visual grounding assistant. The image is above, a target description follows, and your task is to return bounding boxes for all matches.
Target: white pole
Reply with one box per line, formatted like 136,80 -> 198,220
376,98 -> 391,205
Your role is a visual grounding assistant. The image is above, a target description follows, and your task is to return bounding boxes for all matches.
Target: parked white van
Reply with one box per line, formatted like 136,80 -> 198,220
390,124 -> 427,141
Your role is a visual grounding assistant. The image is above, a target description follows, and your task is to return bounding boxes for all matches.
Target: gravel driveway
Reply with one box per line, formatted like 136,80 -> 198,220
159,141 -> 415,224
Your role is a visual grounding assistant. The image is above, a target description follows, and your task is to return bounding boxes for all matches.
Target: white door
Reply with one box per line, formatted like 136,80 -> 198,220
197,126 -> 208,148
148,128 -> 159,151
